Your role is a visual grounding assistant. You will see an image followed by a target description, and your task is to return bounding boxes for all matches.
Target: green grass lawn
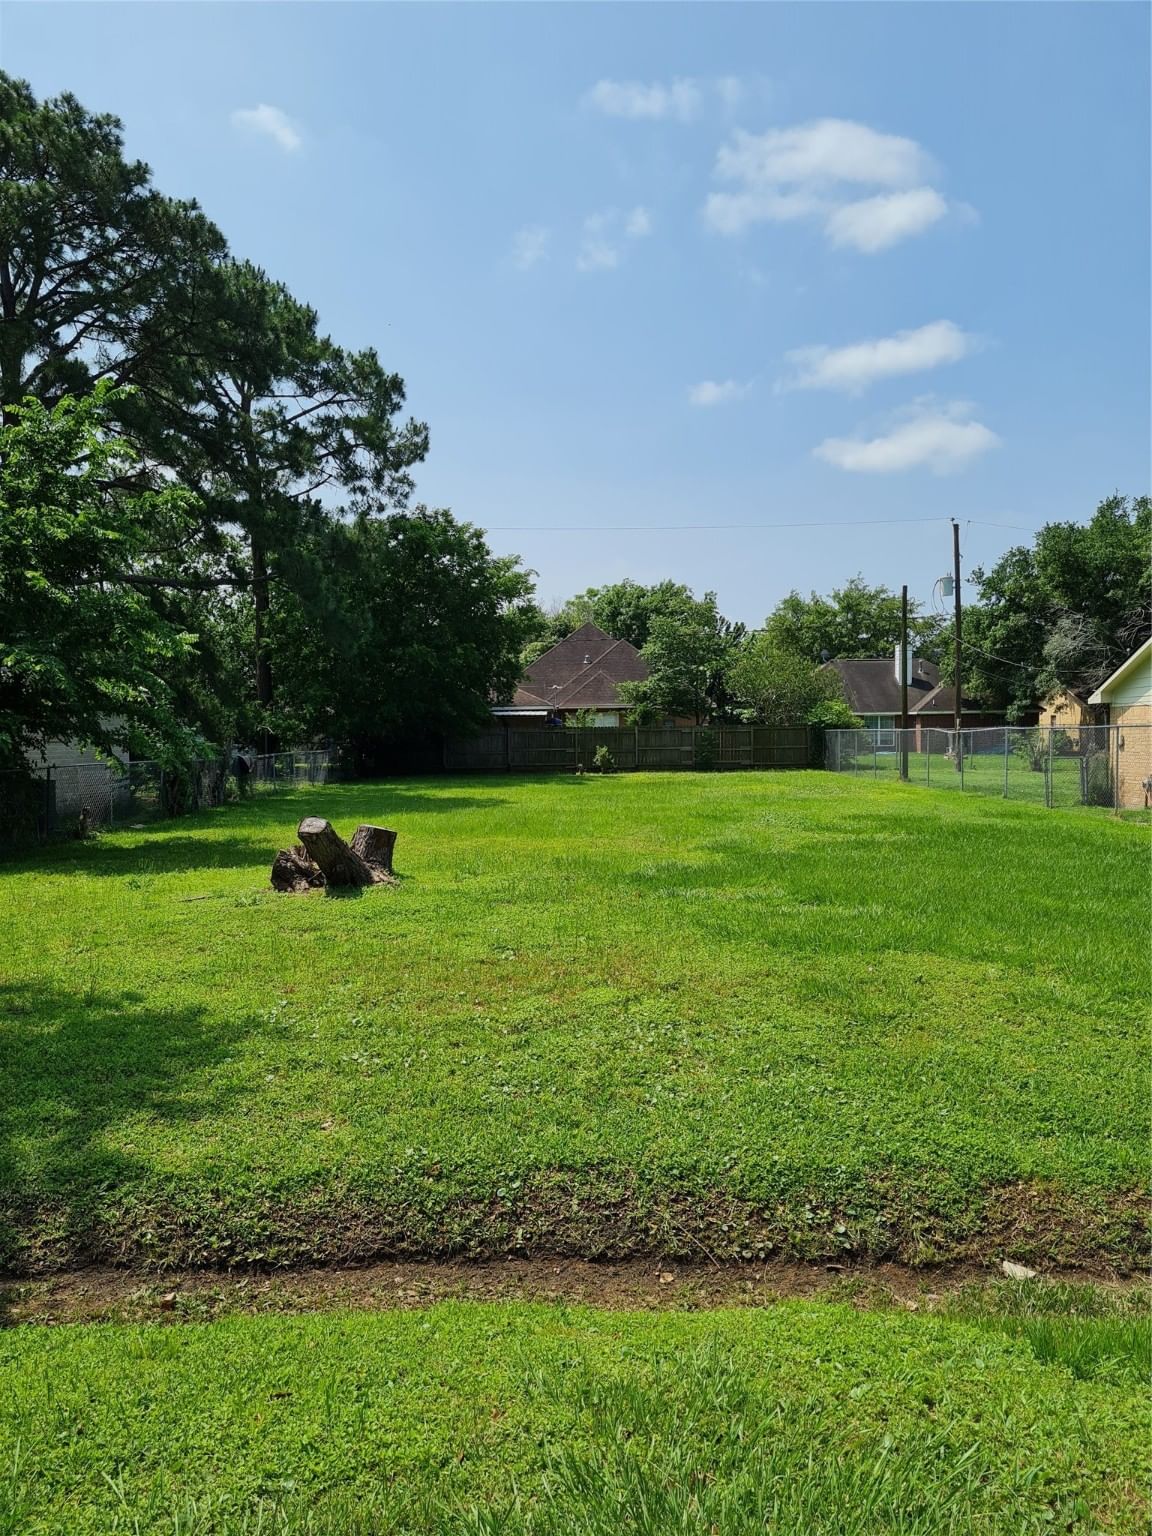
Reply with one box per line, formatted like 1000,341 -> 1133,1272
2,1296 -> 1148,1535
837,747 -> 1122,809
1,771 -> 1147,1271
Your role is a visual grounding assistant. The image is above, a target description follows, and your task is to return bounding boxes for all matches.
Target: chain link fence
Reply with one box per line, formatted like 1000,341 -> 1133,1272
825,724 -> 1152,812
0,748 -> 340,845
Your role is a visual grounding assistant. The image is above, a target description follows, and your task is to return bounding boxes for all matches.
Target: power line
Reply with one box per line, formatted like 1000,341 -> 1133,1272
483,514 -> 1041,534
485,514 -> 948,533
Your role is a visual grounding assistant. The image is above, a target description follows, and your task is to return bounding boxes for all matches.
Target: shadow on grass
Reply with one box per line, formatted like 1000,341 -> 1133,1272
0,979 -> 250,1276
1,780 -> 519,878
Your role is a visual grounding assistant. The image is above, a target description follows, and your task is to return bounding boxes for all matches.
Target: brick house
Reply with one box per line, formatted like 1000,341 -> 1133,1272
492,622 -> 651,727
1088,638 -> 1152,807
822,648 -> 1019,748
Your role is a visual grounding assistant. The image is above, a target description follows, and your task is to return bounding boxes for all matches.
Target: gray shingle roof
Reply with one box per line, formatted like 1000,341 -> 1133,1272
822,657 -> 939,715
521,623 -> 649,710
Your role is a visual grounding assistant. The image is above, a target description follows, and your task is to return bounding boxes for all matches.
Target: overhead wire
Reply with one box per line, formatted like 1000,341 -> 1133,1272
483,514 -> 1038,533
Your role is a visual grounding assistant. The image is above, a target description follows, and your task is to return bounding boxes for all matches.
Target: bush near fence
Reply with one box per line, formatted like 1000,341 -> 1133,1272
0,748 -> 340,844
825,724 -> 1151,812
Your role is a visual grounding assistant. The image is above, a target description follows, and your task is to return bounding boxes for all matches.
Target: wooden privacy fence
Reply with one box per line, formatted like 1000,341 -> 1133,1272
445,725 -> 817,774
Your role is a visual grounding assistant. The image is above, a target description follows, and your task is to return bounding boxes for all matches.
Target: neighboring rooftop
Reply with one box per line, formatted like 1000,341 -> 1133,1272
821,656 -> 939,717
498,622 -> 650,714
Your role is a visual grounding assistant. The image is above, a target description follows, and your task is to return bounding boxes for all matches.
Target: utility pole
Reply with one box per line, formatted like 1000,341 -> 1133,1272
900,583 -> 909,780
952,519 -> 963,768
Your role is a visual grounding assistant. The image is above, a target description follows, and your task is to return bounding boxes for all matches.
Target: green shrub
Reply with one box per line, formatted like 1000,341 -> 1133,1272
592,744 -> 615,774
693,729 -> 717,770
806,699 -> 863,730
1081,749 -> 1112,806
1013,730 -> 1051,772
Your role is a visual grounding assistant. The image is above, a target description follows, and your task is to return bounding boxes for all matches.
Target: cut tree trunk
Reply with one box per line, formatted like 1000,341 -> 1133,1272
297,817 -> 378,887
270,845 -> 324,893
350,824 -> 397,876
270,820 -> 398,892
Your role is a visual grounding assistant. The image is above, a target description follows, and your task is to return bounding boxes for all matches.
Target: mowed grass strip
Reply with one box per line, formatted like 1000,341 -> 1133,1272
1,1299 -> 1148,1535
0,772 -> 1147,1270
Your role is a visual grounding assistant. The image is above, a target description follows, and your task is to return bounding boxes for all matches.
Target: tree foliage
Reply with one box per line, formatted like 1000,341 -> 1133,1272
728,638 -> 852,727
270,509 -> 537,750
130,258 -> 428,719
0,75 -> 526,769
963,496 -> 1150,716
762,577 -> 948,665
524,579 -> 701,663
620,594 -> 746,724
0,73 -> 225,414
0,389 -> 206,770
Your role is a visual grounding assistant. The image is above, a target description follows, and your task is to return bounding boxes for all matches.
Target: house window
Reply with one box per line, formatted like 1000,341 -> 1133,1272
593,712 -> 620,728
869,715 -> 898,750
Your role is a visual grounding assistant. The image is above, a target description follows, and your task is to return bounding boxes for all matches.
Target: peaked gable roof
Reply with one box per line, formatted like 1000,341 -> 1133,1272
521,622 -> 649,710
1088,637 -> 1152,703
822,657 -> 939,716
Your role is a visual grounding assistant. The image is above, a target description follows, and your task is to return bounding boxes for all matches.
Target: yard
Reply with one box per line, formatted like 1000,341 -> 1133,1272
1,771 -> 1148,1532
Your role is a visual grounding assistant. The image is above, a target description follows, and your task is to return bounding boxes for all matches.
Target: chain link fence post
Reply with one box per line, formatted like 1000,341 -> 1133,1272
1045,728 -> 1054,808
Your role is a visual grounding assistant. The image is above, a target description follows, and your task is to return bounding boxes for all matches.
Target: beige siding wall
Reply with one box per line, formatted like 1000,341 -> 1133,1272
1041,691 -> 1092,729
1110,664 -> 1152,709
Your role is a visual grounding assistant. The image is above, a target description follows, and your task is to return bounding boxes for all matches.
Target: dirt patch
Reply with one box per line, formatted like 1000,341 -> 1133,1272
5,1176 -> 1147,1278
2,1255 -> 1142,1328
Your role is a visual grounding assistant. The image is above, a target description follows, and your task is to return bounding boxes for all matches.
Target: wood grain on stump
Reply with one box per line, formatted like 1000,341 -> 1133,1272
271,820 -> 398,892
350,824 -> 397,876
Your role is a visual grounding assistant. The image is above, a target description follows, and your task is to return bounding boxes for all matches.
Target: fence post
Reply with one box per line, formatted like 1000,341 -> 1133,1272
959,734 -> 965,791
108,763 -> 115,829
872,729 -> 878,776
1046,727 -> 1054,808
1003,728 -> 1009,797
635,725 -> 639,770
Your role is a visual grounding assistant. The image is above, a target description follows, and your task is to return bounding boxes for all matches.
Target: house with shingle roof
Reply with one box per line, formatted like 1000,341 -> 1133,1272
822,648 -> 1025,748
493,622 -> 650,727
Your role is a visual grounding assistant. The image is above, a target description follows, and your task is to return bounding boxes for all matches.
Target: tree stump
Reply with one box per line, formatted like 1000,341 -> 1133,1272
297,817 -> 378,887
271,819 -> 399,891
270,845 -> 324,893
350,824 -> 397,876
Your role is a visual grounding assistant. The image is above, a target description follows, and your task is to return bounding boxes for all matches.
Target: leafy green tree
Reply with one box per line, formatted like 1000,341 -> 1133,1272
763,577 -> 948,665
522,579 -> 701,663
272,508 -> 537,750
0,74 -> 225,416
728,638 -> 850,726
963,495 -> 1151,716
0,389 -> 207,770
132,259 -> 429,720
620,594 -> 745,724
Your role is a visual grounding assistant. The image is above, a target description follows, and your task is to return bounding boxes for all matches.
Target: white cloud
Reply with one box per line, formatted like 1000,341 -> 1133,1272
815,402 -> 999,475
703,117 -> 964,251
825,188 -> 947,252
782,321 -> 978,394
231,103 -> 302,153
703,187 -> 822,236
715,119 -> 933,191
625,205 -> 652,238
715,76 -> 745,112
577,207 -> 652,273
583,76 -> 757,122
511,225 -> 550,271
584,78 -> 702,122
688,379 -> 751,407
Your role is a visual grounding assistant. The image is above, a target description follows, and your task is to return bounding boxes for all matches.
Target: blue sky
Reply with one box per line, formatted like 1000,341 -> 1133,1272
6,2 -> 1150,625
